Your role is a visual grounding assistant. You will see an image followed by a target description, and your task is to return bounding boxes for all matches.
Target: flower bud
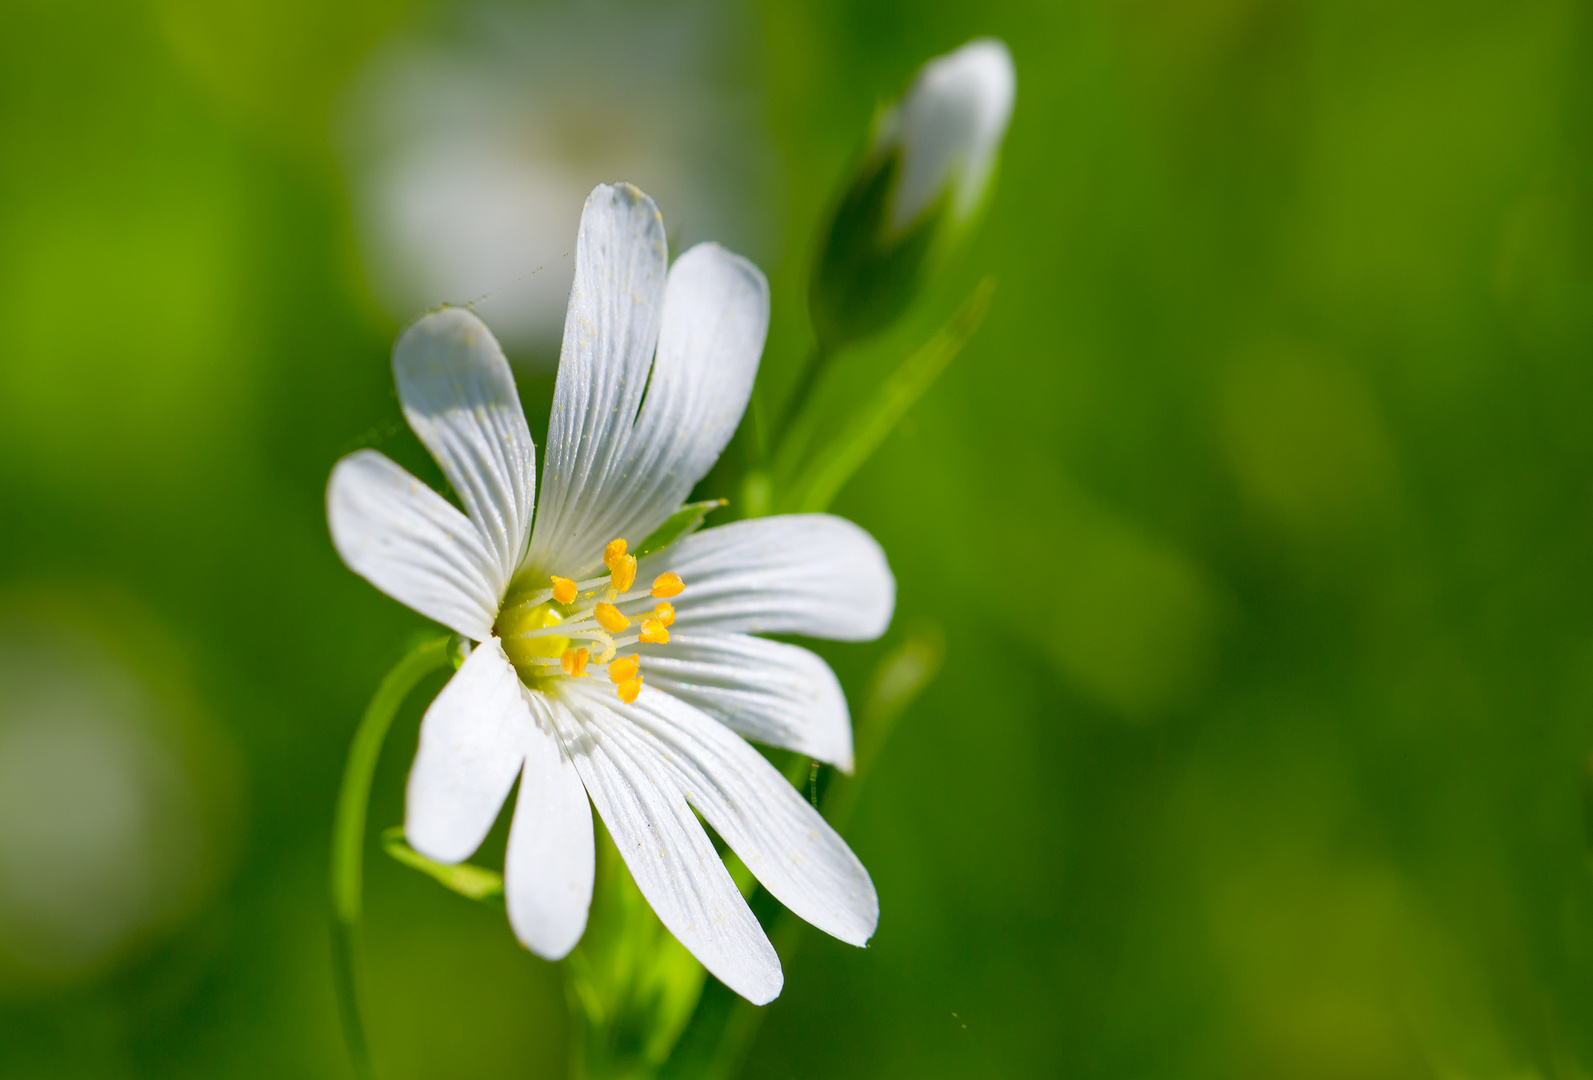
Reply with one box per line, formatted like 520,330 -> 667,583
810,38 -> 1015,349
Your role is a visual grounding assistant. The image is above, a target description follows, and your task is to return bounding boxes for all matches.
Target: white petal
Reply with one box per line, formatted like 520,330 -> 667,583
503,692 -> 594,961
886,38 -> 1016,229
327,449 -> 500,640
550,685 -> 783,1004
643,515 -> 895,642
404,638 -> 528,864
564,243 -> 768,559
590,683 -> 878,948
393,308 -> 537,590
528,183 -> 669,574
643,631 -> 855,772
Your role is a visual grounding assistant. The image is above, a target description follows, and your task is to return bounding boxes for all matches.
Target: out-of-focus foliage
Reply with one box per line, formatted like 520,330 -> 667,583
2,0 -> 1593,1077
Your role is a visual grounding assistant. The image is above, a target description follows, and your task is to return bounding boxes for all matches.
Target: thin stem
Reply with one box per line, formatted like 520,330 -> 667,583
330,635 -> 453,1080
769,343 -> 829,452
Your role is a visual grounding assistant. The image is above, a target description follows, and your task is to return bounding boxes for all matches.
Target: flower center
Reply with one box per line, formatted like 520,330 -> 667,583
496,536 -> 686,703
497,602 -> 570,683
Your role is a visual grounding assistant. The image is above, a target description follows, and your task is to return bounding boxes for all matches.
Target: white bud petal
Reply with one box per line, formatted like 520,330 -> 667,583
879,38 -> 1016,232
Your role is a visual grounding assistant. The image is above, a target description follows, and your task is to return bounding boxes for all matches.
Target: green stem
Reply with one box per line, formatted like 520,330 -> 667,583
330,635 -> 453,1080
770,343 -> 829,452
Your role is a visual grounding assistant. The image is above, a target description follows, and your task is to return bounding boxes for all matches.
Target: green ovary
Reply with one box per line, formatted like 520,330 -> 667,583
497,601 -> 570,684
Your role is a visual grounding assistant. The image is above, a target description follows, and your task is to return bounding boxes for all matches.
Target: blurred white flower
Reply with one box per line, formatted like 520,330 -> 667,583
340,1 -> 772,363
327,184 -> 893,1004
0,600 -> 231,980
880,38 -> 1016,233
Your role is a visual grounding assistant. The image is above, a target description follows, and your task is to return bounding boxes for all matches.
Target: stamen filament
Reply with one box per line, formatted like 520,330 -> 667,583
500,572 -> 614,621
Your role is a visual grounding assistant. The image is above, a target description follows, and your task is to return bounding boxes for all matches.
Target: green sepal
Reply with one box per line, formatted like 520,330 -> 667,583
809,149 -> 946,351
381,826 -> 503,906
565,825 -> 707,1077
779,277 -> 995,514
636,499 -> 726,556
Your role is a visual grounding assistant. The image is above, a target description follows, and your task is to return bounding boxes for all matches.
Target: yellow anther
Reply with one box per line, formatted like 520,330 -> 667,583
550,575 -> 577,605
608,654 -> 640,683
639,619 -> 669,644
603,538 -> 629,569
610,553 -> 637,594
651,572 -> 684,598
616,676 -> 643,704
652,601 -> 675,627
560,647 -> 589,677
593,602 -> 629,633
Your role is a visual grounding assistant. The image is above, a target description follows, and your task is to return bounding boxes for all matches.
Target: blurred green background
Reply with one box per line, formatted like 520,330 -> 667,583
4,0 -> 1593,1076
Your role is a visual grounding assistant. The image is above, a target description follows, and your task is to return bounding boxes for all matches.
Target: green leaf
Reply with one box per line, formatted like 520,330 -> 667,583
780,277 -> 995,514
636,499 -> 726,556
381,826 -> 503,905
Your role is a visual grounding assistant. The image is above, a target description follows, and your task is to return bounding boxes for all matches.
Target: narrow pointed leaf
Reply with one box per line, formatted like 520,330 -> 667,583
382,826 -> 503,904
780,278 -> 995,514
637,499 -> 727,556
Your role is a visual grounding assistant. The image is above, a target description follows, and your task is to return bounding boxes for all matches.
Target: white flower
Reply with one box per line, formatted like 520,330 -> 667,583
879,38 -> 1016,233
326,183 -> 893,1005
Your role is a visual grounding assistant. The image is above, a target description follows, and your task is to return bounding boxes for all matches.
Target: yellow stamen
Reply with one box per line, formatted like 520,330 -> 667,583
610,553 -> 637,594
616,676 -> 642,704
608,654 -> 640,683
639,619 -> 669,644
594,602 -> 629,633
560,647 -> 589,677
651,601 -> 675,627
651,572 -> 684,598
550,575 -> 577,605
603,538 -> 628,569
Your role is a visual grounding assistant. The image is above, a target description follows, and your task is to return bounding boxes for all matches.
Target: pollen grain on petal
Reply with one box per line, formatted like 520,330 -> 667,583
560,647 -> 589,677
550,575 -> 578,604
616,676 -> 642,704
594,602 -> 630,633
639,619 -> 669,644
608,654 -> 640,684
603,538 -> 629,570
651,601 -> 675,627
651,572 -> 684,598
